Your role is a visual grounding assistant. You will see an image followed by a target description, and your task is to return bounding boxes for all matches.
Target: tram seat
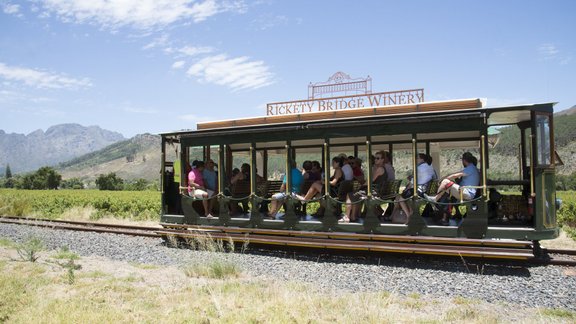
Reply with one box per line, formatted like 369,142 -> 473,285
374,180 -> 402,200
231,180 -> 251,198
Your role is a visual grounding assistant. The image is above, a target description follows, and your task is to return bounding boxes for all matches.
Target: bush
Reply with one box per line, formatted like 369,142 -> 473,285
95,173 -> 124,191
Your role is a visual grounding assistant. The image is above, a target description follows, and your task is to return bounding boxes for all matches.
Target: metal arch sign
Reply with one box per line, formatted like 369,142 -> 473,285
266,89 -> 425,116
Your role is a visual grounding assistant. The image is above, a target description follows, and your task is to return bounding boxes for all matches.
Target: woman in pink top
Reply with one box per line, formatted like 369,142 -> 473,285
188,161 -> 214,218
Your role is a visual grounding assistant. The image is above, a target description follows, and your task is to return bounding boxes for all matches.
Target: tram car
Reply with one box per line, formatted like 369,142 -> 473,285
159,98 -> 559,242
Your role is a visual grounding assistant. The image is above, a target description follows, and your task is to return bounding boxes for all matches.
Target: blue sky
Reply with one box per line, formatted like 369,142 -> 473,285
0,0 -> 574,137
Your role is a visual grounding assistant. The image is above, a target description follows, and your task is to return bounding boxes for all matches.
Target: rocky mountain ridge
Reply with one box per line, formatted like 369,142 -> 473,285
0,124 -> 125,174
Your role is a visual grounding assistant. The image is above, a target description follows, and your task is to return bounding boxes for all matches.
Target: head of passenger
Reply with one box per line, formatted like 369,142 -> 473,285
195,160 -> 205,171
289,159 -> 297,169
232,168 -> 240,177
311,161 -> 322,173
332,156 -> 344,169
192,160 -> 199,169
374,151 -> 385,166
354,158 -> 362,170
417,153 -> 432,165
205,159 -> 215,170
462,152 -> 476,167
240,163 -> 250,174
302,160 -> 312,172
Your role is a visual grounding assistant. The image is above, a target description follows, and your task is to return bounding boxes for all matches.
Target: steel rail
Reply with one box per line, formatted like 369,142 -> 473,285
0,217 -> 161,238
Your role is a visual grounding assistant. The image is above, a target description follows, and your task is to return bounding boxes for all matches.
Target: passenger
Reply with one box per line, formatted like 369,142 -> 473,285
187,161 -> 214,218
341,154 -> 354,182
393,153 -> 437,223
203,159 -> 217,192
268,160 -> 304,219
345,152 -> 388,223
203,159 -> 218,214
299,156 -> 346,201
424,152 -> 480,225
350,157 -> 365,185
230,163 -> 251,214
231,163 -> 250,185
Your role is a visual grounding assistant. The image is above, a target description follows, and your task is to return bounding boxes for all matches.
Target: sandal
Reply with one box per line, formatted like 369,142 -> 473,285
339,216 -> 350,223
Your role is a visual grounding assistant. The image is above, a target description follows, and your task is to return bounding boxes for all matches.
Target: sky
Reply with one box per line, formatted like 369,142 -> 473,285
0,0 -> 574,138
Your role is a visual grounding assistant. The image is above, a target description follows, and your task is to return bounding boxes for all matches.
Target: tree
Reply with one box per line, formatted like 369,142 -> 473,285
95,173 -> 124,191
5,164 -> 12,179
60,178 -> 85,190
13,167 -> 61,189
3,164 -> 14,188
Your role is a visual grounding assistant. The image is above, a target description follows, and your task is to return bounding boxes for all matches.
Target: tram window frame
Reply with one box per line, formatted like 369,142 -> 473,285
535,113 -> 552,167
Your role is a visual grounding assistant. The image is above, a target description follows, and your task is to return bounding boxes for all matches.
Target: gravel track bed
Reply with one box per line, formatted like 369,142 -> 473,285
1,223 -> 575,310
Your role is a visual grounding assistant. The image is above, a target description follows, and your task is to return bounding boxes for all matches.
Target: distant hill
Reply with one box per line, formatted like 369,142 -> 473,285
58,133 -> 161,183
0,124 -> 125,174
555,104 -> 576,116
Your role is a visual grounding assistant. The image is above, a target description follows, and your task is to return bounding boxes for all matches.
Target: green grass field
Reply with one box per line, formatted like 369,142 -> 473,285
0,189 -> 160,221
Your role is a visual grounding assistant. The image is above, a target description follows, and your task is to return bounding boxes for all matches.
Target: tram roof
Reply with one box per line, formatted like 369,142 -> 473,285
160,100 -> 555,139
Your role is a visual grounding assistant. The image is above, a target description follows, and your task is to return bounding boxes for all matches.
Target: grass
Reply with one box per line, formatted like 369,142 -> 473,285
540,308 -> 576,319
51,246 -> 80,261
183,260 -> 241,279
0,244 -> 571,323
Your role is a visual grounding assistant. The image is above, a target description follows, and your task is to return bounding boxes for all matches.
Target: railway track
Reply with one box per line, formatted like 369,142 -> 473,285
1,216 -> 575,266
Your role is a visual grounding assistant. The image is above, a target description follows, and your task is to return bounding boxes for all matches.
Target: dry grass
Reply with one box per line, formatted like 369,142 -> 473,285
540,229 -> 576,250
0,246 -> 574,323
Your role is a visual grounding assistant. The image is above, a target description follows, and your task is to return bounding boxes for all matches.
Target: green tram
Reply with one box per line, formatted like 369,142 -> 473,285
160,98 -> 559,241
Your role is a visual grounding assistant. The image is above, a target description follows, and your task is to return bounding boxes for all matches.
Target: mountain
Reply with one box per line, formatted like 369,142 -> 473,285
555,105 -> 576,116
58,133 -> 161,183
0,124 -> 125,174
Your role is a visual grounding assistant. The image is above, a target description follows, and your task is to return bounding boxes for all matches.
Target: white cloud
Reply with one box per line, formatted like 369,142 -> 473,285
171,61 -> 186,69
538,43 -> 559,58
0,63 -> 92,89
538,43 -> 571,65
36,0 -> 245,30
187,54 -> 274,91
2,3 -> 20,14
177,45 -> 213,57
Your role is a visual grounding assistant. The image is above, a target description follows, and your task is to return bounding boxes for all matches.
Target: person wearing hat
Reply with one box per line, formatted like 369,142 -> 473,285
424,151 -> 480,203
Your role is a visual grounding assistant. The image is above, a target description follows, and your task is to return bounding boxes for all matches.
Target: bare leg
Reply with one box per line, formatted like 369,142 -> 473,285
434,179 -> 452,200
268,200 -> 280,218
202,194 -> 212,217
303,182 -> 321,200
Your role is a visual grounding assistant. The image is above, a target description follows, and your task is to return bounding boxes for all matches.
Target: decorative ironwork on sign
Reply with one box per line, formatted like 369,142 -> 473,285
308,72 -> 372,99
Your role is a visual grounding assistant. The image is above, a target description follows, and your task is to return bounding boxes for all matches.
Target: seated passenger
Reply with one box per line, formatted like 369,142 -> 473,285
187,161 -> 214,218
393,153 -> 437,223
344,152 -> 388,223
203,159 -> 218,214
231,163 -> 250,185
299,156 -> 346,201
268,160 -> 304,219
424,152 -> 480,225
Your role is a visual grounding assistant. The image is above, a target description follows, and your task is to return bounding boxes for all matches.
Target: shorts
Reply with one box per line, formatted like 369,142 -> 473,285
446,183 -> 472,200
190,189 -> 214,198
